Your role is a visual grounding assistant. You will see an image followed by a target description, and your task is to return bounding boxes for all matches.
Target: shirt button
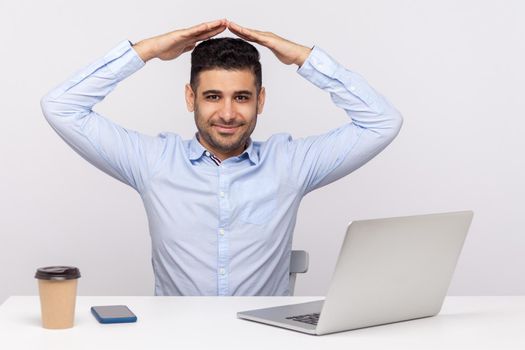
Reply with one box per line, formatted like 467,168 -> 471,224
219,191 -> 225,197
205,151 -> 210,157
219,229 -> 225,236
350,86 -> 356,92
219,268 -> 226,275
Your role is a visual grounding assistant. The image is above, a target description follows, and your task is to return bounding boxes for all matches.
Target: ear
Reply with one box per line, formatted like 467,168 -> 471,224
185,84 -> 195,112
257,86 -> 266,115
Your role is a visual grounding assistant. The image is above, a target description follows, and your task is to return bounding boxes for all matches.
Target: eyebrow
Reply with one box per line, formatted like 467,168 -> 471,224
202,89 -> 253,96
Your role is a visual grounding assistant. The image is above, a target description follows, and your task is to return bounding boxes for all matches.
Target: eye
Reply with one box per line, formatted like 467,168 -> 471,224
235,95 -> 250,102
205,95 -> 220,101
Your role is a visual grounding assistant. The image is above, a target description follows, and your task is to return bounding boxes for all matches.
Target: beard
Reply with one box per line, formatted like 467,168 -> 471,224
194,105 -> 258,155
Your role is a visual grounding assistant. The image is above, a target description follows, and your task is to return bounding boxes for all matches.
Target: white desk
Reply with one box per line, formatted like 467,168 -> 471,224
1,296 -> 524,349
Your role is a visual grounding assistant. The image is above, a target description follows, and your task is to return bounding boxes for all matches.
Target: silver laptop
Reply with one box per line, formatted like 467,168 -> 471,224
237,210 -> 474,335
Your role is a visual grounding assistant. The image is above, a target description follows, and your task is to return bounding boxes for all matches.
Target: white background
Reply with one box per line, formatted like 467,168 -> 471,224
1,0 -> 524,304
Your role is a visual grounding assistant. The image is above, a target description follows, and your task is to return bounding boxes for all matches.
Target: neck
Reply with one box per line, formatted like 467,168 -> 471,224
196,134 -> 248,161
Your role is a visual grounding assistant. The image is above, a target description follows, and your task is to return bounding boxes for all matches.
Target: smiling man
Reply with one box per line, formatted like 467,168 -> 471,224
41,19 -> 403,296
185,37 -> 265,161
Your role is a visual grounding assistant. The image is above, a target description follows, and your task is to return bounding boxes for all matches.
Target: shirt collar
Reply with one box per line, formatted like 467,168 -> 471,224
188,133 -> 259,165
188,133 -> 208,161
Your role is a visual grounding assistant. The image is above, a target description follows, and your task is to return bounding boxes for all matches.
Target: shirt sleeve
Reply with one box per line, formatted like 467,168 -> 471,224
41,40 -> 167,194
286,46 -> 403,195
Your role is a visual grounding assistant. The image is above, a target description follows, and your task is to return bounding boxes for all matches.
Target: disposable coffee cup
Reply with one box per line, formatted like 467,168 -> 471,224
35,266 -> 81,329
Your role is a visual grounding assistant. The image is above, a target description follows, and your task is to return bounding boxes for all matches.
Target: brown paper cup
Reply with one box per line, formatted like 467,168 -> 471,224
35,266 -> 81,329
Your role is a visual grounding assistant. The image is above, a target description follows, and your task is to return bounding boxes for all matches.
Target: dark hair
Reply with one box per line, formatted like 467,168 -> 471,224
190,37 -> 262,93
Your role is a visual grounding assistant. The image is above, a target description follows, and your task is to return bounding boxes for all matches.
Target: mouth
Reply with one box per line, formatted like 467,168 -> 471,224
213,124 -> 241,134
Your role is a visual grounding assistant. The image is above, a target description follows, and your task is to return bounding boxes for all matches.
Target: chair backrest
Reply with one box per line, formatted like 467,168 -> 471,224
289,250 -> 309,295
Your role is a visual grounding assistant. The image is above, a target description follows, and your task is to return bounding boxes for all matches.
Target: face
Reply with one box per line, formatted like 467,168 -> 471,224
185,69 -> 265,160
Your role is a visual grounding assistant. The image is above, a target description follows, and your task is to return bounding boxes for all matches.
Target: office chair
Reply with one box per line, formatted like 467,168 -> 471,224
289,250 -> 309,295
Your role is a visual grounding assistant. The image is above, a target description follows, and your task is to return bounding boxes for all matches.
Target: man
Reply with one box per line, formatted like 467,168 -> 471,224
41,19 -> 403,296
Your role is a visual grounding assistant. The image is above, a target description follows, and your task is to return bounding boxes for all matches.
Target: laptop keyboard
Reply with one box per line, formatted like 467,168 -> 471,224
286,312 -> 320,325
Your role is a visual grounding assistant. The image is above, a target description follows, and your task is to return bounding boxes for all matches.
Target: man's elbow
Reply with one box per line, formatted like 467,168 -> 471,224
40,93 -> 70,124
391,109 -> 403,137
378,106 -> 403,143
40,94 -> 55,122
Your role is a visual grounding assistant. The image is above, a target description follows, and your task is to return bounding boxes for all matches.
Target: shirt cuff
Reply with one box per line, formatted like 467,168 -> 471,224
297,46 -> 381,108
104,40 -> 146,81
297,46 -> 342,89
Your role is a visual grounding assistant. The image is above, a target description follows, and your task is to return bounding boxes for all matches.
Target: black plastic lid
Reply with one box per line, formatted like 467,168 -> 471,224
35,266 -> 81,280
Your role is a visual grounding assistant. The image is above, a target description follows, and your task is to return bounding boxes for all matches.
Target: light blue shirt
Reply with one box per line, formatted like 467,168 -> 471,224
41,40 -> 403,296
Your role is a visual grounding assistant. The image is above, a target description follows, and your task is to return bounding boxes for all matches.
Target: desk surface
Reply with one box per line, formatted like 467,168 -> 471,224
1,296 -> 524,349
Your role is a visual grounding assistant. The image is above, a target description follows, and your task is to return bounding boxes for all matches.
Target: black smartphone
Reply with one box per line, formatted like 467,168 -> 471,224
91,305 -> 137,324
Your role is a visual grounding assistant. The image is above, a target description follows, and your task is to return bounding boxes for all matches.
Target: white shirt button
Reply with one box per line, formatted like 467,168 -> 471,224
350,86 -> 356,92
205,151 -> 210,157
219,268 -> 226,275
219,191 -> 225,197
219,229 -> 225,236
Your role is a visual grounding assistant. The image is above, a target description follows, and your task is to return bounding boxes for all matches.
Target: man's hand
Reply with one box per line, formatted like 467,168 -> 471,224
133,19 -> 228,62
228,22 -> 312,67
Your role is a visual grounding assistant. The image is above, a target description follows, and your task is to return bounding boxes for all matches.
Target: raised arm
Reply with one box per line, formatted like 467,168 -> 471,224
41,20 -> 228,193
228,22 -> 403,194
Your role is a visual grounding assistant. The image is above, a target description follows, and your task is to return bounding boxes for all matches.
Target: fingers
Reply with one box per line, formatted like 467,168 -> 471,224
176,20 -> 284,56
180,23 -> 227,54
187,19 -> 228,38
171,19 -> 227,54
228,21 -> 264,44
193,25 -> 227,42
227,22 -> 252,38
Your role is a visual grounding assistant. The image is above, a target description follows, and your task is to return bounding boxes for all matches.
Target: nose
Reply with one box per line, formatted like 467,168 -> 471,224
218,99 -> 234,122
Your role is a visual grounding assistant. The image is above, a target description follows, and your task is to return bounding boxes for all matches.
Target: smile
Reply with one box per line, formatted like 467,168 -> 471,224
213,124 -> 241,134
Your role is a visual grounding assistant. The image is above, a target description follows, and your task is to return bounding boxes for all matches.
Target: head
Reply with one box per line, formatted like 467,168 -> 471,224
185,37 -> 265,160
